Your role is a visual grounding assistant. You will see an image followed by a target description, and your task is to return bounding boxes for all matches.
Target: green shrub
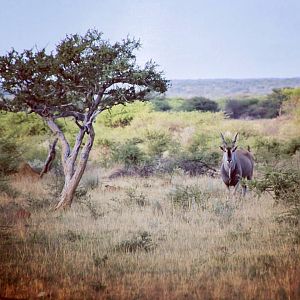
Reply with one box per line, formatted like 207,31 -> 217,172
249,167 -> 300,206
111,139 -> 145,167
96,138 -> 116,168
253,137 -> 300,163
151,98 -> 171,111
0,112 -> 48,138
249,166 -> 300,225
253,138 -> 283,163
184,151 -> 221,168
224,97 -> 281,119
167,97 -> 186,111
187,133 -> 221,167
144,130 -> 172,157
188,133 -> 211,153
97,101 -> 153,128
179,97 -> 219,112
283,138 -> 300,155
0,137 -> 20,174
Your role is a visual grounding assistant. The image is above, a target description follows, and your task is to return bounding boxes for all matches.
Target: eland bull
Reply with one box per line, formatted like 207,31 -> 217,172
220,133 -> 254,196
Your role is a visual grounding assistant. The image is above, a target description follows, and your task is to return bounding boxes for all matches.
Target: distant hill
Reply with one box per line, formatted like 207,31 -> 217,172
167,78 -> 300,99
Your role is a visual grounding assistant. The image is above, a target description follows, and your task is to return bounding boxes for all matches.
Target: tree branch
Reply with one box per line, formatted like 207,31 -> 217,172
40,138 -> 58,178
67,127 -> 86,169
52,111 -> 85,121
73,125 -> 95,180
46,119 -> 70,168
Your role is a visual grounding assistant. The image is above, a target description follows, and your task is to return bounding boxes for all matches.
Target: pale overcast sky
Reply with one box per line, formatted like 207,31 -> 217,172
0,0 -> 299,79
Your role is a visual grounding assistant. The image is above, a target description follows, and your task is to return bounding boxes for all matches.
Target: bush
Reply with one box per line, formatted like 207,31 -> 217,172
177,155 -> 219,176
283,138 -> 300,155
0,112 -> 48,138
249,167 -> 300,206
96,138 -> 116,168
97,101 -> 153,128
225,98 -> 258,119
282,88 -> 300,119
144,130 -> 172,157
248,165 -> 300,226
151,98 -> 171,111
0,137 -> 20,174
253,137 -> 300,163
186,133 -> 222,167
253,138 -> 283,163
111,139 -> 145,167
179,97 -> 219,112
224,97 -> 281,119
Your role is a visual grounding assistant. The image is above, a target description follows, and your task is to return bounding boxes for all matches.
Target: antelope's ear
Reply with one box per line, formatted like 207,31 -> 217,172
220,146 -> 225,152
232,146 -> 238,152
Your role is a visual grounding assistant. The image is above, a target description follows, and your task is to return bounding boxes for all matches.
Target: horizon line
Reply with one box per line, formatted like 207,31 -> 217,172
169,76 -> 300,81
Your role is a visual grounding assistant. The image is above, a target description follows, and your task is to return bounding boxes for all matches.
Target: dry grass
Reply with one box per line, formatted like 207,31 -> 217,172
0,172 -> 299,299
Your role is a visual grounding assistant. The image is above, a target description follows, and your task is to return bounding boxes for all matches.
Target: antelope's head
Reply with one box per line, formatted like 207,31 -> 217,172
220,133 -> 238,170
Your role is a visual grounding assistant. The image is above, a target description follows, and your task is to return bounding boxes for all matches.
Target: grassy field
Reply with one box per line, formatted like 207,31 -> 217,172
1,106 -> 300,299
0,169 -> 299,299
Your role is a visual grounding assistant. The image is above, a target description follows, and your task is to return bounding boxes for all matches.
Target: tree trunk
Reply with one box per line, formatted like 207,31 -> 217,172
56,181 -> 76,209
55,174 -> 82,209
54,126 -> 95,210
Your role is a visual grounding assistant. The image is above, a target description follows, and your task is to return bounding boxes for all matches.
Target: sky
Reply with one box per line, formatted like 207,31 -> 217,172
0,0 -> 300,79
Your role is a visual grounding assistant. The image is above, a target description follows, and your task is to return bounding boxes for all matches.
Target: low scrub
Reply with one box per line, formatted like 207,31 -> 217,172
168,184 -> 211,210
249,166 -> 300,225
253,136 -> 300,164
115,231 -> 156,253
225,97 -> 281,119
249,167 -> 300,206
0,137 -> 20,174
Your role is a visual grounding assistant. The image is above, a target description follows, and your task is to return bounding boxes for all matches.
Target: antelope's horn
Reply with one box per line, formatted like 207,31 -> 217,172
232,132 -> 239,145
220,132 -> 227,145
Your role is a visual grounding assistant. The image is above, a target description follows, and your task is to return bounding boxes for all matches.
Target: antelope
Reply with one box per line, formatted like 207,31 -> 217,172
220,133 -> 254,196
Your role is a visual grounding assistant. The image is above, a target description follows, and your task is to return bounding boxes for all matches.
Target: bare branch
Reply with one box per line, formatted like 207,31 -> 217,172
67,128 -> 86,168
73,125 -> 95,181
74,118 -> 84,130
46,119 -> 70,165
40,138 -> 58,178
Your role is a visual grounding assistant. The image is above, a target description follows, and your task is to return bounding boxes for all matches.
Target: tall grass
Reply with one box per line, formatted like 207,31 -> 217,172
0,173 -> 299,299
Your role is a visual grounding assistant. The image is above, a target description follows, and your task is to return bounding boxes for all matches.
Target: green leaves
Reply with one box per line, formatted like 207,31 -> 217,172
0,29 -> 168,119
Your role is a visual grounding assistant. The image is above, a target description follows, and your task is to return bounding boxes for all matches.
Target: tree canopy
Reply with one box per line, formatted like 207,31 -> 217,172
0,30 -> 168,119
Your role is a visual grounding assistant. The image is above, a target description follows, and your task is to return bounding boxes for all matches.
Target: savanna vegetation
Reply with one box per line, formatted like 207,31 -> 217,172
152,87 -> 298,120
1,31 -> 300,298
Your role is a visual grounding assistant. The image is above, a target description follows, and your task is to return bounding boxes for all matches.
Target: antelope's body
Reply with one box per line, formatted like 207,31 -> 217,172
220,133 -> 254,195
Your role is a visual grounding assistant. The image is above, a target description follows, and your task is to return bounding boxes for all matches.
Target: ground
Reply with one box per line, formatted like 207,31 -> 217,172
0,168 -> 299,299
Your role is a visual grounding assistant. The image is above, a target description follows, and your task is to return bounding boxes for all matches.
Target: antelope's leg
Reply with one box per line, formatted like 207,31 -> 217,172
242,185 -> 247,196
233,182 -> 240,195
226,184 -> 231,199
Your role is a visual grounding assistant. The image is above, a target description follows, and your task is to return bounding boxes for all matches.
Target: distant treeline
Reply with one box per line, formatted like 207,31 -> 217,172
152,87 -> 300,119
167,78 -> 300,99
